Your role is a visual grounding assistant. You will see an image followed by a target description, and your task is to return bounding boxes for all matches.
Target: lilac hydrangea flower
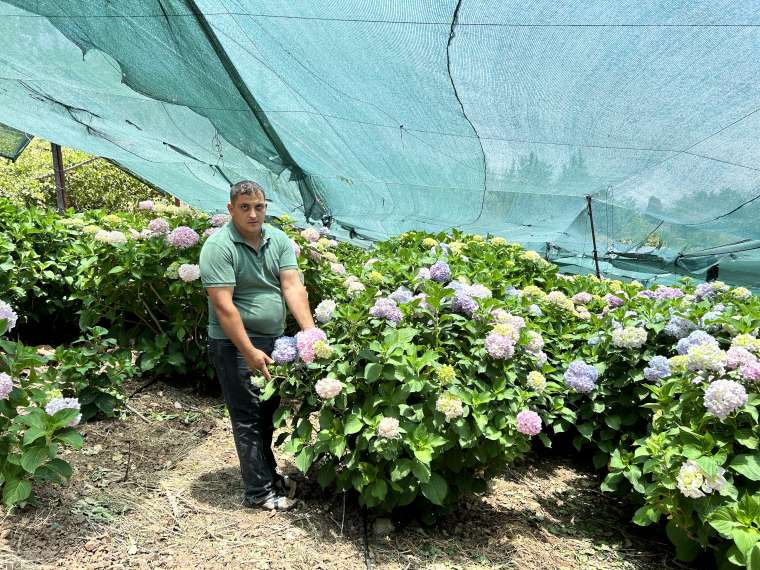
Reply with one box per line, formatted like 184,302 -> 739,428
695,282 -> 715,301
415,267 -> 431,281
429,261 -> 451,283
644,356 -> 670,382
603,294 -> 624,308
0,301 -> 18,332
138,200 -> 154,210
739,360 -> 760,382
664,316 -> 698,339
485,333 -> 515,360
676,330 -> 718,355
295,328 -> 328,363
564,361 -> 599,393
389,286 -> 414,305
272,336 -> 298,363
654,286 -> 684,300
0,373 -> 13,399
516,410 -> 542,436
451,293 -> 478,317
528,304 -> 543,317
203,227 -> 218,238
637,290 -> 657,300
210,213 -> 230,227
571,292 -> 592,305
166,226 -> 200,249
369,298 -> 402,324
148,218 -> 170,235
45,397 -> 82,427
318,226 -> 330,236
726,347 -> 756,370
704,380 -> 747,420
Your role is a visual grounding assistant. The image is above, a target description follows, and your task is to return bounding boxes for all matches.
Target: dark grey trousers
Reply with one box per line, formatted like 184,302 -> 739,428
208,337 -> 280,504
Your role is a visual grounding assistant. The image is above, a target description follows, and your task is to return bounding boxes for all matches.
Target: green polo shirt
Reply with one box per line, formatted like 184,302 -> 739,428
199,222 -> 298,339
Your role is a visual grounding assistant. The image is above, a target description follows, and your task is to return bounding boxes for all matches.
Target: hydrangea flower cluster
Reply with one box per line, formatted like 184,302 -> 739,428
669,354 -> 689,374
704,379 -> 748,420
521,250 -> 543,264
436,365 -> 456,385
345,276 -> 366,298
732,334 -> 760,353
422,237 -> 438,248
148,218 -> 170,235
329,262 -> 346,275
451,293 -> 478,317
664,316 -> 697,339
726,346 -> 757,370
546,291 -> 574,312
138,200 -> 154,210
315,299 -> 337,323
603,294 -> 624,308
290,238 -> 301,257
295,327 -> 328,364
429,261 -> 451,283
525,330 -> 545,354
315,378 -> 343,399
0,300 -> 18,332
564,361 -> 598,393
643,356 -> 670,382
485,329 -> 516,360
571,292 -> 592,305
687,343 -> 727,373
732,287 -> 751,300
166,226 -> 200,249
436,393 -> 464,421
638,286 -> 684,300
94,230 -> 127,244
611,326 -> 647,349
528,304 -> 543,317
389,286 -> 414,305
522,285 -> 545,299
312,340 -> 334,359
300,228 -> 320,242
740,360 -> 760,382
210,213 -> 230,227
272,336 -> 298,363
203,227 -> 218,238
377,417 -> 400,439
45,397 -> 82,427
676,330 -> 718,355
526,371 -> 546,392
177,263 -> 201,282
369,298 -> 402,324
516,410 -> 542,436
367,270 -> 384,284
0,372 -> 13,399
677,460 -> 726,498
490,236 -> 507,246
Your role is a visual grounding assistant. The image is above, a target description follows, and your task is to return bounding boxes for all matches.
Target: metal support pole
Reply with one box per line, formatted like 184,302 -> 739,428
51,143 -> 67,213
174,197 -> 181,207
585,195 -> 602,278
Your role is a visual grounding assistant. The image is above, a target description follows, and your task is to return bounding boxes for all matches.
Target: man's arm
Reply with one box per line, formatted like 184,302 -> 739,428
280,269 -> 315,330
206,287 -> 273,380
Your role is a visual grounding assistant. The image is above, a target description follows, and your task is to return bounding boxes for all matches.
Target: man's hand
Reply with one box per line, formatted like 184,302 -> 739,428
245,348 -> 273,382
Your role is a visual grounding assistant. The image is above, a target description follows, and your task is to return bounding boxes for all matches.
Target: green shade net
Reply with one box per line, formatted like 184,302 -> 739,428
0,121 -> 32,161
1,1 -> 759,286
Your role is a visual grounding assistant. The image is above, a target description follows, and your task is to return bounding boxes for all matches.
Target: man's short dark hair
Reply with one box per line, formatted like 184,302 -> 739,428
230,180 -> 266,203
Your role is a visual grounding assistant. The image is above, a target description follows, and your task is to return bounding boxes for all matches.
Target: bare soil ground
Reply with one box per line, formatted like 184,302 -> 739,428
1,379 -> 689,569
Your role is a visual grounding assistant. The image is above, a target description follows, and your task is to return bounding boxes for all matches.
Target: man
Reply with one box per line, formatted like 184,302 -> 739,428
200,180 -> 314,511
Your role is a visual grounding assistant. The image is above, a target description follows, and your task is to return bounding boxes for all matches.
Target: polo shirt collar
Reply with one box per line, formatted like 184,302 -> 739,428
228,221 -> 271,246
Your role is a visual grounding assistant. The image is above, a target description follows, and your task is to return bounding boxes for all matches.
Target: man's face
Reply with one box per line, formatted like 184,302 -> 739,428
228,191 -> 267,235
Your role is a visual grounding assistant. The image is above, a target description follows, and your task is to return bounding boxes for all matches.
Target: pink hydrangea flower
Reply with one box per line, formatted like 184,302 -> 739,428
295,327 -> 327,364
516,410 -> 542,436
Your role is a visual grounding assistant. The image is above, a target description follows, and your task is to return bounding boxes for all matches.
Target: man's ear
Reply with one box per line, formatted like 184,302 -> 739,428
226,201 -> 234,215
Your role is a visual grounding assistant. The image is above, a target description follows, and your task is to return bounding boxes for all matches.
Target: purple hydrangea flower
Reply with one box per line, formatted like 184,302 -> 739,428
45,397 -> 82,427
319,226 -> 330,236
369,298 -> 402,324
644,356 -> 670,382
451,293 -> 478,317
138,200 -> 154,211
571,292 -> 592,305
637,290 -> 657,300
203,227 -> 218,238
272,336 -> 298,363
295,327 -> 328,364
664,316 -> 697,339
676,330 -> 718,355
389,286 -> 414,305
739,360 -> 760,382
654,286 -> 685,300
148,218 -> 170,235
704,380 -> 747,420
0,372 -> 13,399
0,301 -> 18,332
166,226 -> 200,248
485,333 -> 515,360
516,410 -> 542,436
564,361 -> 599,393
429,261 -> 451,283
210,213 -> 230,227
726,347 -> 756,370
603,294 -> 624,308
695,282 -> 715,301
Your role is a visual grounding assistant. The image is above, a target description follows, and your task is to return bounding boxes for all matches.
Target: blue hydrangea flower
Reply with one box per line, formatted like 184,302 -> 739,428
451,293 -> 478,317
664,316 -> 697,339
644,356 -> 670,382
429,261 -> 451,283
563,361 -> 598,393
676,330 -> 718,355
272,336 -> 298,363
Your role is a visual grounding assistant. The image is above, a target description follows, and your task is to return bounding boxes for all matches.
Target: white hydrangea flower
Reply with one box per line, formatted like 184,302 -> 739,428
177,263 -> 201,282
377,417 -> 400,439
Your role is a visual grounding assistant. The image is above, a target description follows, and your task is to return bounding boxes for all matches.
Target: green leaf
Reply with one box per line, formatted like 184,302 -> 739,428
343,414 -> 363,435
411,459 -> 431,483
368,479 -> 387,501
259,380 -> 276,402
329,436 -> 347,458
732,529 -> 760,560
577,422 -> 594,439
364,363 -> 382,382
730,454 -> 760,481
55,429 -> 83,449
747,544 -> 760,570
20,446 -> 49,474
666,520 -> 701,562
600,472 -> 624,492
2,479 -> 32,507
108,265 -> 125,274
23,426 -> 47,446
294,447 -> 315,473
391,459 -> 413,482
632,505 -> 660,526
604,415 -> 621,431
421,473 -> 448,506
45,458 -> 73,480
695,456 -> 719,479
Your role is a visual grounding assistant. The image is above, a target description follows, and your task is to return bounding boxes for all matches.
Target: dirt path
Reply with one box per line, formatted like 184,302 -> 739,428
1,379 -> 686,569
